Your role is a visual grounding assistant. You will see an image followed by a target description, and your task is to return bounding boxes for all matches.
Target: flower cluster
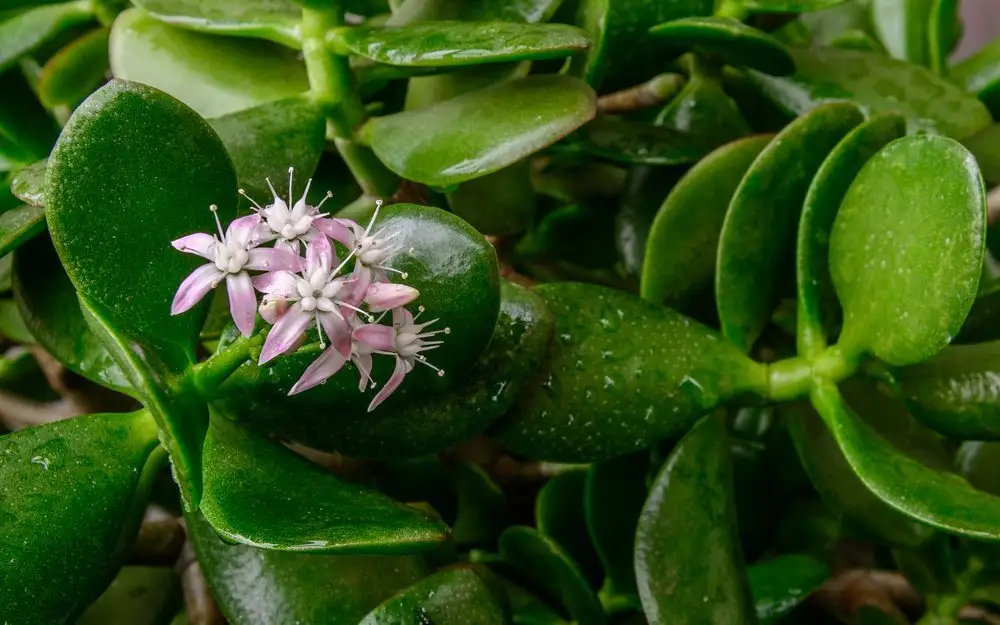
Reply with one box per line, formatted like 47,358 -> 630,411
169,168 -> 448,412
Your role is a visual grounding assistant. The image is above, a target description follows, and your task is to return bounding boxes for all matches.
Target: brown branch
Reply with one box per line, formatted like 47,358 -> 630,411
987,186 -> 1000,228
129,506 -> 185,567
813,569 -> 920,624
597,73 -> 686,115
175,525 -> 225,625
0,390 -> 76,431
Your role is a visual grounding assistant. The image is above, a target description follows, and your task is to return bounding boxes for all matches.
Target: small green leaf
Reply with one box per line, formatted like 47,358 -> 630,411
0,1 -> 94,73
77,566 -> 181,625
747,47 -> 992,139
333,21 -> 588,66
186,509 -> 428,625
738,0 -> 851,11
830,134 -> 985,366
649,17 -> 795,76
493,282 -> 766,461
10,158 -> 45,207
811,380 -> 1000,541
386,0 -> 562,24
0,69 -> 59,165
110,8 -> 307,118
449,460 -> 508,546
635,413 -> 754,625
447,161 -> 537,236
717,102 -> 863,352
0,298 -> 33,343
367,75 -> 596,186
952,37 -> 1000,118
0,204 -> 44,257
796,113 -> 906,357
956,278 -> 1000,343
958,440 -> 1000,495
870,0 -> 933,66
642,135 -> 770,307
536,470 -> 603,589
0,410 -> 164,625
360,568 -> 507,624
748,554 -> 828,625
499,526 -> 605,625
38,27 -> 110,109
130,0 -> 302,48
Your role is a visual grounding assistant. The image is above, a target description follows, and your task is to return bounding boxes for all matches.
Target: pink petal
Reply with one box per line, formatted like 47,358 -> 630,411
171,264 -> 222,315
353,324 -> 395,352
392,306 -> 413,328
274,238 -> 300,255
171,233 -> 216,260
288,346 -> 348,395
259,298 -> 287,324
314,217 -> 356,246
227,214 -> 262,247
252,270 -> 298,297
319,310 -> 352,356
259,303 -> 311,364
368,356 -> 407,412
352,352 -> 373,391
365,283 -> 419,313
305,235 -> 333,276
344,264 -> 372,307
227,272 -> 257,338
246,247 -> 301,272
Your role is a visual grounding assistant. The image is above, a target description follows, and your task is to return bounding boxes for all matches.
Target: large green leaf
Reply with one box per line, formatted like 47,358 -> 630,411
367,75 -> 596,186
716,102 -> 863,352
360,568 -> 507,624
186,510 -> 428,625
130,0 -> 302,48
37,27 -> 110,109
830,135 -> 985,366
748,555 -> 828,625
747,47 -> 992,139
0,410 -> 163,625
635,413 -> 754,625
0,1 -> 94,73
649,17 -> 795,75
493,282 -> 767,462
795,113 -> 906,357
332,21 -> 588,66
110,9 -> 307,118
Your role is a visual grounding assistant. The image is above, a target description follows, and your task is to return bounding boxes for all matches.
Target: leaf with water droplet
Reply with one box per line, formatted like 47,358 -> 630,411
359,568 -> 507,624
748,554 -> 828,624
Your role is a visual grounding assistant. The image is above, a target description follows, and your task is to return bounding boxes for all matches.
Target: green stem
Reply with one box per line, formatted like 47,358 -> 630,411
761,345 -> 862,402
300,5 -> 398,197
189,336 -> 256,396
714,0 -> 750,20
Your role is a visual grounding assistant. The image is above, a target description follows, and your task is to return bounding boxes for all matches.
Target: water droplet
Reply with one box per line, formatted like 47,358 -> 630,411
30,456 -> 49,470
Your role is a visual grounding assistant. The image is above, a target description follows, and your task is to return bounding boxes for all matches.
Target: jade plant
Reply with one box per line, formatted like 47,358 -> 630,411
8,0 -> 1000,623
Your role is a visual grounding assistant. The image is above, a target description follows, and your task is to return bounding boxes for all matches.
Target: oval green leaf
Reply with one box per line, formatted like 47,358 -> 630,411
649,17 -> 795,76
447,161 -> 537,236
38,27 -> 110,109
360,568 -> 507,624
449,460 -> 508,546
0,298 -> 33,344
10,158 -> 46,207
0,410 -> 163,625
367,74 -> 595,186
0,67 -> 60,165
870,0 -> 932,67
0,204 -> 44,257
536,469 -> 603,588
0,1 -> 94,73
110,8 -> 307,118
717,101 -> 863,352
739,0 -> 849,10
748,554 -> 828,625
642,135 -> 771,307
130,0 -> 302,48
796,113 -> 907,357
830,134 -> 985,366
635,413 -> 754,625
956,278 -> 1000,344
952,36 -> 1000,118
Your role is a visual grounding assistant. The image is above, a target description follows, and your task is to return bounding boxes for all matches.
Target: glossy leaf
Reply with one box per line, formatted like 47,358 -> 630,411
830,135 -> 985,366
748,47 -> 992,139
447,161 -> 537,236
641,135 -> 770,307
186,510 -> 428,625
0,299 -> 33,343
360,568 -> 507,624
38,27 -> 110,109
208,95 -> 326,203
812,380 -> 1000,541
952,37 -> 1000,118
796,113 -> 906,357
0,68 -> 60,165
739,0 -> 849,10
10,158 -> 45,207
499,526 -> 605,625
649,17 -> 794,76
13,235 -> 131,394
0,410 -> 164,625
449,460 -> 508,546
77,566 -> 181,625
717,102 -> 863,352
110,9 -> 308,118
367,75 -> 596,186
748,555 -> 828,625
386,0 -> 563,25
0,1 -> 94,73
957,278 -> 1000,343
536,469 -> 602,588
614,163 -> 682,284
958,441 -> 1000,495
492,282 -> 767,461
130,0 -> 301,48
635,413 -> 754,625
0,204 -> 44,257
333,21 -> 588,66
870,0 -> 933,67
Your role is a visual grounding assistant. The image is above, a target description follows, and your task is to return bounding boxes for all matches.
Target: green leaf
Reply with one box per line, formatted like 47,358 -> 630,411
447,161 -> 537,236
38,27 -> 110,109
10,158 -> 45,207
332,21 -> 588,66
0,1 -> 94,73
811,380 -> 1000,541
952,37 -> 1000,118
449,460 -> 508,546
110,8 -> 307,118
958,440 -> 1000,495
13,235 -> 131,394
46,79 -> 238,366
748,47 -> 992,139
0,298 -> 34,343
186,509 -> 428,625
739,0 -> 850,10
493,282 -> 767,462
77,566 -> 181,625
367,75 -> 596,186
0,69 -> 59,165
957,278 -> 1000,343
830,134 -> 985,366
716,102 -> 863,352
641,135 -> 770,307
649,17 -> 795,76
870,0 -> 933,66
130,0 -> 302,48
0,410 -> 164,625
748,554 -> 828,625
208,95 -> 326,204
360,568 -> 507,624
536,469 -> 603,588
499,526 -> 605,625
795,113 -> 906,357
386,0 -> 563,24
0,204 -> 44,257
892,342 -> 1000,440
635,413 -> 754,625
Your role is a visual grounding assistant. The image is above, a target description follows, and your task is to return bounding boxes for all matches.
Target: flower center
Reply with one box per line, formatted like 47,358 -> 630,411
214,240 -> 250,274
295,272 -> 343,313
358,235 -> 392,265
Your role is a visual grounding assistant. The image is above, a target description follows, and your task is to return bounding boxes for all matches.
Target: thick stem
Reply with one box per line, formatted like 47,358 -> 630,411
189,336 -> 255,396
763,345 -> 862,402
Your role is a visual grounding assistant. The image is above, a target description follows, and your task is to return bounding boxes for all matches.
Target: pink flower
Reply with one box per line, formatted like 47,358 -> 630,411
287,315 -> 377,396
171,206 -> 299,338
239,167 -> 340,254
320,200 -> 408,282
